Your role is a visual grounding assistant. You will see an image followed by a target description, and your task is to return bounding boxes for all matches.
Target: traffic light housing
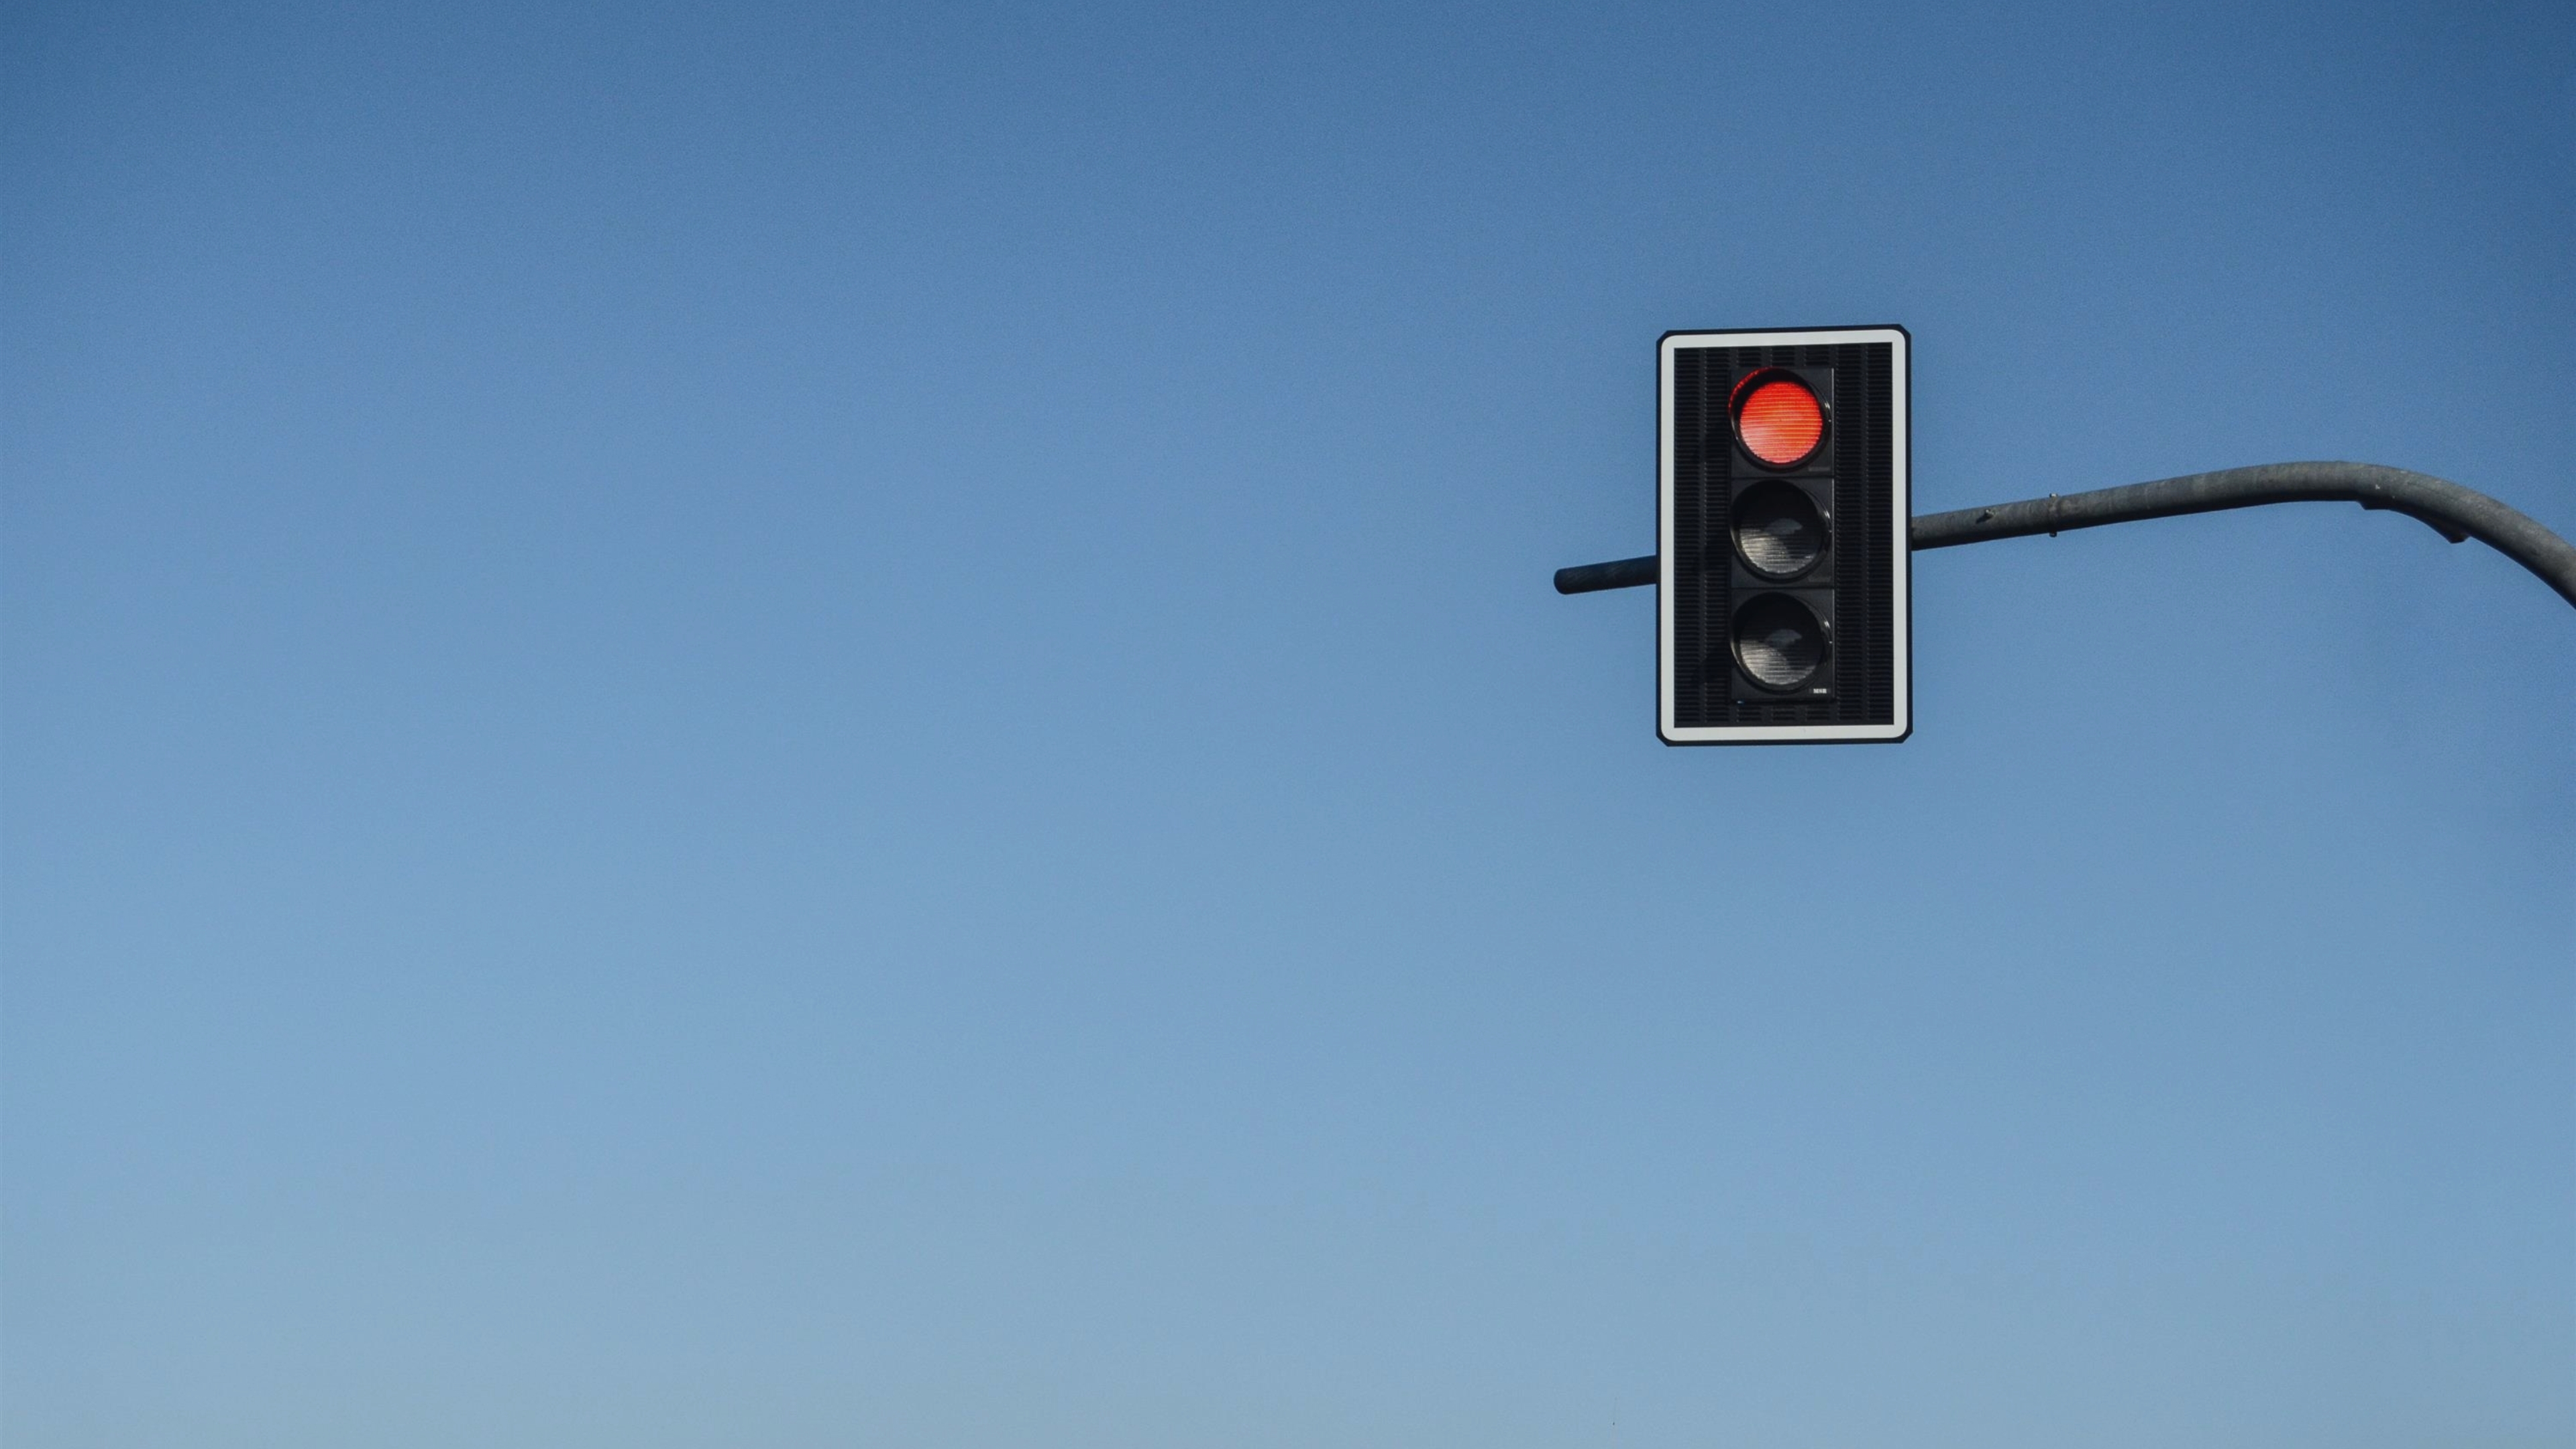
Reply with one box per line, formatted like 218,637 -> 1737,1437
1660,326 -> 1911,744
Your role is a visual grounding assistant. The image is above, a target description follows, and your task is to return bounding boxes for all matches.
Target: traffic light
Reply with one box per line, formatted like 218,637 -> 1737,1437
1660,325 -> 1911,744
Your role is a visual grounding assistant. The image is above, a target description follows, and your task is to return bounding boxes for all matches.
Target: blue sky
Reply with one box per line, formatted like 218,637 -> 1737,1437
5,2 -> 2571,1444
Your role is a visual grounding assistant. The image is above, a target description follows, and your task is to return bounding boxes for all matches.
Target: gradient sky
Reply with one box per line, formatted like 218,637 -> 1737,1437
5,3 -> 2571,1445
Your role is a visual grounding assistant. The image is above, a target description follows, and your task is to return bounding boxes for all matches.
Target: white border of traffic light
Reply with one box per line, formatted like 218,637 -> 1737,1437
1659,325 -> 1912,744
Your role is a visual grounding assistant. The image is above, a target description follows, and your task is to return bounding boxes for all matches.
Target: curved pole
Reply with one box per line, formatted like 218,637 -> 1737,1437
1554,462 -> 2576,609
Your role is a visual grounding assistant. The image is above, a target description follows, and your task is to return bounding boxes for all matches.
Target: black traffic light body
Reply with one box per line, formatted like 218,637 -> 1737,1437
1659,327 -> 1911,744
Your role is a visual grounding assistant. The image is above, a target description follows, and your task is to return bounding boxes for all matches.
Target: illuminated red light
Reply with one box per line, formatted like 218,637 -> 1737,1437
1733,374 -> 1825,468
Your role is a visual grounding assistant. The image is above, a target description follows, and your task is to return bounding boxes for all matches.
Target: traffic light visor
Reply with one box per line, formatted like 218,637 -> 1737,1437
1732,372 -> 1825,468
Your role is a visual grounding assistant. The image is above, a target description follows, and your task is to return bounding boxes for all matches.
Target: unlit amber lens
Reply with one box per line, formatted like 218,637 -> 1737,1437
1736,378 -> 1823,466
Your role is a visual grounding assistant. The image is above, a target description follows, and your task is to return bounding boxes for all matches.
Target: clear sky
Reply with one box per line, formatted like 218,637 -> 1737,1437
5,3 -> 2571,1444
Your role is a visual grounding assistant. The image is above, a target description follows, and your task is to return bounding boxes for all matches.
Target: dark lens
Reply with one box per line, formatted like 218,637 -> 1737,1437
1731,593 -> 1827,691
1731,482 -> 1826,579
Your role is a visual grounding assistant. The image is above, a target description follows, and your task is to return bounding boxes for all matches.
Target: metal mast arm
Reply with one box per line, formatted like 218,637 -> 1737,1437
1553,462 -> 2576,609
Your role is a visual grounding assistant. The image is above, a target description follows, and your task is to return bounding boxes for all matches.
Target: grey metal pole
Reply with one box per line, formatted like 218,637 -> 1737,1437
1554,462 -> 2576,610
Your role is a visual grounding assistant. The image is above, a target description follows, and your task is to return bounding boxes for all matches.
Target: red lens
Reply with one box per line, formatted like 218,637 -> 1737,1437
1734,376 -> 1824,467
